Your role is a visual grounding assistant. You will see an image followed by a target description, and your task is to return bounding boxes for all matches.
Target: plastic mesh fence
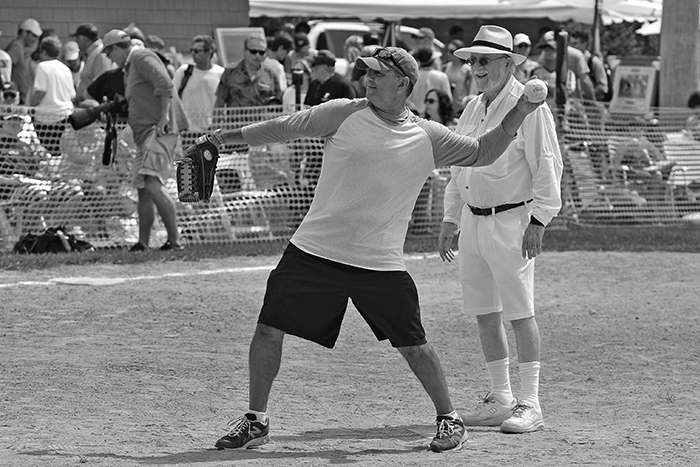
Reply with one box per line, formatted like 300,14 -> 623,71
558,101 -> 700,227
2,101 -> 700,251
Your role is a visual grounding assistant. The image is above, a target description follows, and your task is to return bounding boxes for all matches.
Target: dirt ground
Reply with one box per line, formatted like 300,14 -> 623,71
1,251 -> 699,467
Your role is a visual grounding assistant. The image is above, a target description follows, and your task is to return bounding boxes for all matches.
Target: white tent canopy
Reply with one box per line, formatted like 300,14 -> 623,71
249,0 -> 663,25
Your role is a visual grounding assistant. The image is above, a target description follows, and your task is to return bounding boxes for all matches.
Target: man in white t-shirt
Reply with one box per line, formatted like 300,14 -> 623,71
30,36 -> 75,155
173,35 -> 224,136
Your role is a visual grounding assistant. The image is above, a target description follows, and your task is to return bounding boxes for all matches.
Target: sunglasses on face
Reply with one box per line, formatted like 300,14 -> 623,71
372,48 -> 408,79
247,48 -> 266,56
465,55 -> 507,67
3,92 -> 18,99
190,48 -> 210,54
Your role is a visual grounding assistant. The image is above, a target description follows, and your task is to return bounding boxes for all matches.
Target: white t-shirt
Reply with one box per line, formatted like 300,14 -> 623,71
33,59 -> 75,123
173,64 -> 224,132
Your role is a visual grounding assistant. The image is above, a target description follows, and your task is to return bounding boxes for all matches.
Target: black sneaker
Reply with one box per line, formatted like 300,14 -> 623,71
215,413 -> 270,450
129,242 -> 148,252
159,240 -> 184,251
429,414 -> 468,452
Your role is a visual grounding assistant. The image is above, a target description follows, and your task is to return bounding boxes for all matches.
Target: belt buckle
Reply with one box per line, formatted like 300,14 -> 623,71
491,207 -> 496,215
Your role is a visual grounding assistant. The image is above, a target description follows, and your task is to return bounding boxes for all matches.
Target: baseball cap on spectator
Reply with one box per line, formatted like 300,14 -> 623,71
356,46 -> 419,86
514,33 -> 531,47
19,18 -> 42,37
102,29 -> 131,51
71,23 -> 99,41
310,50 -> 336,67
536,31 -> 557,49
63,41 -> 80,61
293,32 -> 309,50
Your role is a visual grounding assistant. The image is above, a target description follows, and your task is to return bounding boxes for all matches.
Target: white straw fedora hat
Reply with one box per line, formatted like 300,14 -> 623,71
454,25 -> 526,66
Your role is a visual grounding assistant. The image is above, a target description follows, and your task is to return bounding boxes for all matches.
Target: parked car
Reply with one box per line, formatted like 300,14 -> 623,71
306,21 -> 445,76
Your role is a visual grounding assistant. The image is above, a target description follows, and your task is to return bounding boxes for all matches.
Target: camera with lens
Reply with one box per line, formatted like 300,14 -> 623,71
68,94 -> 128,130
69,94 -> 128,166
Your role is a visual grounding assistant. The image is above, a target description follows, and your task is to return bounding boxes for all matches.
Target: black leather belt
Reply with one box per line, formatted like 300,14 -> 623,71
468,199 -> 533,216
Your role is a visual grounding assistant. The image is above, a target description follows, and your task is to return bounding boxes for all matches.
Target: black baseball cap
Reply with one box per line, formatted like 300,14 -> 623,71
71,23 -> 99,41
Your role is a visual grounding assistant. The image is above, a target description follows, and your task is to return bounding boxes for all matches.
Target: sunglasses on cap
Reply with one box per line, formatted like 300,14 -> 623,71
372,47 -> 409,79
246,48 -> 266,56
465,55 -> 507,67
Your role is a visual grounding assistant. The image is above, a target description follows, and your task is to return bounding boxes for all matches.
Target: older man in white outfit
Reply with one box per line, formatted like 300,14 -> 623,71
438,25 -> 563,434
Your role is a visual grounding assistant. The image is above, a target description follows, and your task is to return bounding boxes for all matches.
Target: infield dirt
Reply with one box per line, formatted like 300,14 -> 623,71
1,251 -> 699,466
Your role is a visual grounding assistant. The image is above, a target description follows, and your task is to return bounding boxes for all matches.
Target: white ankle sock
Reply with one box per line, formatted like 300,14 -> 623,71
518,361 -> 541,409
485,357 -> 513,405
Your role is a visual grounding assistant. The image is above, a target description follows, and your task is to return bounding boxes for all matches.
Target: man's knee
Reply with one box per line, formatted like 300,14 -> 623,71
397,342 -> 432,361
254,323 -> 285,342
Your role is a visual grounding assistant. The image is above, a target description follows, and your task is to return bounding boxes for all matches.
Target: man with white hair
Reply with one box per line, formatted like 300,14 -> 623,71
438,25 -> 563,434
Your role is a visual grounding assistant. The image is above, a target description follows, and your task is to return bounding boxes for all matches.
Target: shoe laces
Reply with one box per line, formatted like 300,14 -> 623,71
510,403 -> 533,418
475,392 -> 496,408
435,418 -> 456,439
225,415 -> 250,436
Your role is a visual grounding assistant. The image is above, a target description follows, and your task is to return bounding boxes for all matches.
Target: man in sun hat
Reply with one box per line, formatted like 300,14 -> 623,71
188,45 -> 544,453
438,24 -> 563,435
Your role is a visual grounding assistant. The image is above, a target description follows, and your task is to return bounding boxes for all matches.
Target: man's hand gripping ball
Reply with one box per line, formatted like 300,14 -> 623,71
175,131 -> 223,203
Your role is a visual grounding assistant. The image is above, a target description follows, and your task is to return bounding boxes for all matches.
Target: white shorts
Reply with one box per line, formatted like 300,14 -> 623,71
457,205 -> 535,321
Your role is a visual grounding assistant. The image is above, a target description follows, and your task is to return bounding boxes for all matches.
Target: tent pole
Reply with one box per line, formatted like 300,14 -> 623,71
592,0 -> 601,56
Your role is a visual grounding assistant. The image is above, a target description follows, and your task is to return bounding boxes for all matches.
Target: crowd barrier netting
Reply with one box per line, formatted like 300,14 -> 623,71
2,101 -> 700,252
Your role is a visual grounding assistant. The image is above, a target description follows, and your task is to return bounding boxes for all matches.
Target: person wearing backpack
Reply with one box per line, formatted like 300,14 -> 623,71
570,30 -> 611,102
173,35 -> 224,143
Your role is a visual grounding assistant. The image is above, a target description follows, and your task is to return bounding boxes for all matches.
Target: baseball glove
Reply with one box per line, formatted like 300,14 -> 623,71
176,133 -> 221,203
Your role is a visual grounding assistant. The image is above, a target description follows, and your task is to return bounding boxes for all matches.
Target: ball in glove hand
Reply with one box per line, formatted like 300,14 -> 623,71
524,79 -> 548,104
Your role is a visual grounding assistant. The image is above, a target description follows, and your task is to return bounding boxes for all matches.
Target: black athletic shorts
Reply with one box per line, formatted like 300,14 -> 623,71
258,243 -> 427,349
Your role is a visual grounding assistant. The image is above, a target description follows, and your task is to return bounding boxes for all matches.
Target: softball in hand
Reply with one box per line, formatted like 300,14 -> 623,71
523,79 -> 548,103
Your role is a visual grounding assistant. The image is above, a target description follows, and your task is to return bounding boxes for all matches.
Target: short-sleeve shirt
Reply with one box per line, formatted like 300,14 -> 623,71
216,59 -> 284,107
241,98 -> 512,271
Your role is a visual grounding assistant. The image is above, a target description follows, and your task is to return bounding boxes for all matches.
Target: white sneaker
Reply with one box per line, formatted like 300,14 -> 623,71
462,392 -> 517,426
500,403 -> 544,434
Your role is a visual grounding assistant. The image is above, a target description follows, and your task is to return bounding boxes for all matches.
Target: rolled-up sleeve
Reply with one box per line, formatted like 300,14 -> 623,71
521,106 -> 563,225
442,166 -> 464,227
